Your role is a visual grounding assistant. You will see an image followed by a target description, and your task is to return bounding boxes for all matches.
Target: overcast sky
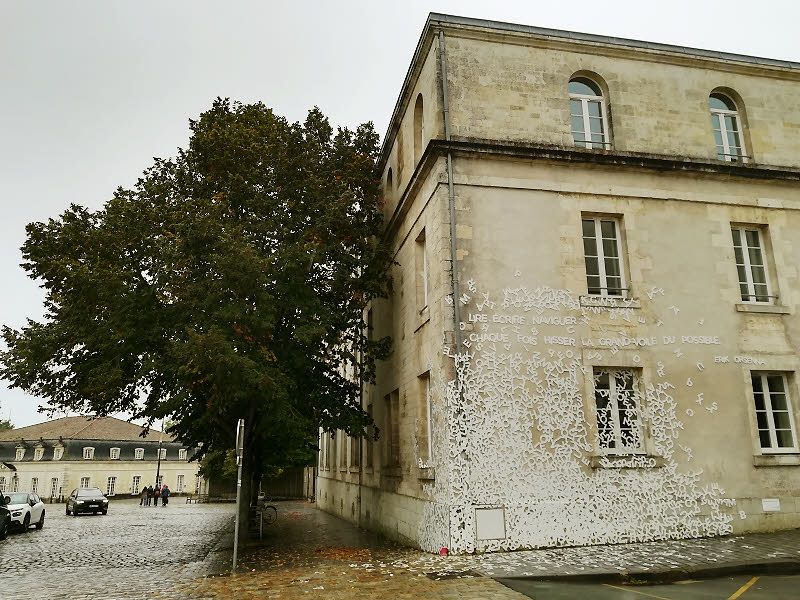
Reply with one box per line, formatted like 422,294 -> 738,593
2,0 -> 798,427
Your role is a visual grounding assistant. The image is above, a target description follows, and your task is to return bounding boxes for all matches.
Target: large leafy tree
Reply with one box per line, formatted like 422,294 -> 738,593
1,99 -> 392,509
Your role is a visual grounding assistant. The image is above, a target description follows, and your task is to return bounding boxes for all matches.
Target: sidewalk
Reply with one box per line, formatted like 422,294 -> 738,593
185,500 -> 800,598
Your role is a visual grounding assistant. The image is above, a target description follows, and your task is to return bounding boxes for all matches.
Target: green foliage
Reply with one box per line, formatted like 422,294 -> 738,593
0,419 -> 12,432
1,99 -> 392,479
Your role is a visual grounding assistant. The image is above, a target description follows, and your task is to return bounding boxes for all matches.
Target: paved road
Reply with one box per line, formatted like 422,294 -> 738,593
498,574 -> 800,599
0,498 -> 234,600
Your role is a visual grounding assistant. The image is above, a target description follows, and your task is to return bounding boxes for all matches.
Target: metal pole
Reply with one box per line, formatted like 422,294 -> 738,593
155,421 -> 164,491
232,418 -> 245,573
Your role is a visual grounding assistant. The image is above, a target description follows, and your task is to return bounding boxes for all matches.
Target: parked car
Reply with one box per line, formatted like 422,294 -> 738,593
4,492 -> 45,532
66,487 -> 109,516
0,495 -> 11,539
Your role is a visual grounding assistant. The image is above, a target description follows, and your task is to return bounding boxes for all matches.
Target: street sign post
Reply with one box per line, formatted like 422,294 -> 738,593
232,418 -> 245,573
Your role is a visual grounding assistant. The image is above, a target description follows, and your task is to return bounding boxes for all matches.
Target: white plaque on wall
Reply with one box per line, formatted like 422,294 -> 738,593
762,498 -> 781,512
475,507 -> 506,540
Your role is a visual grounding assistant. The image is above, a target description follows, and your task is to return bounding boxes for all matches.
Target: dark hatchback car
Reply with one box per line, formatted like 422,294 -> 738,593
66,487 -> 109,516
0,495 -> 10,539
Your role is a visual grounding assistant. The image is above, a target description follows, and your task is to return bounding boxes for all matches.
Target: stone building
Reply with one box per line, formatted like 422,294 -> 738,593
0,416 -> 203,501
317,13 -> 800,554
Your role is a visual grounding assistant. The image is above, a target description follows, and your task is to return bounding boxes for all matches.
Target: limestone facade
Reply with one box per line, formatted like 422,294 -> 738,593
317,14 -> 800,553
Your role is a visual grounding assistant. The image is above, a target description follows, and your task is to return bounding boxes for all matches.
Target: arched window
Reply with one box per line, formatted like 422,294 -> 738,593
709,93 -> 745,162
413,94 -> 424,162
569,77 -> 610,149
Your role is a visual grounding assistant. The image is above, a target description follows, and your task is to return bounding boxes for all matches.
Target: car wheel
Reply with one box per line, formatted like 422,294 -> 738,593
0,517 -> 8,540
101,509 -> 107,515
22,513 -> 30,532
36,510 -> 45,530
66,505 -> 71,516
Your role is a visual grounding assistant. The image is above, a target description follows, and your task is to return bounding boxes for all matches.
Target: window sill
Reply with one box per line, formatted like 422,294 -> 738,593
590,455 -> 664,469
382,465 -> 402,478
348,466 -> 361,473
580,296 -> 640,309
417,466 -> 435,481
735,303 -> 790,315
753,454 -> 800,466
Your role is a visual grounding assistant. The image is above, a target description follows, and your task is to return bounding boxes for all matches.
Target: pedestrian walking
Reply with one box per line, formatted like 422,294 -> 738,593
146,485 -> 154,506
140,485 -> 148,506
153,484 -> 160,506
161,484 -> 170,507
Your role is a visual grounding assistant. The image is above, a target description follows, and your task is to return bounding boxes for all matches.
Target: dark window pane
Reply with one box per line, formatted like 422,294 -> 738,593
604,258 -> 621,277
709,94 -> 736,110
770,393 -> 787,411
759,430 -> 772,448
773,412 -> 792,430
582,219 -> 596,237
600,220 -> 616,239
736,265 -> 748,284
756,411 -> 768,429
602,239 -> 619,257
583,237 -> 598,256
584,256 -> 599,276
569,78 -> 601,96
754,391 -> 765,410
767,375 -> 785,393
588,102 -> 602,117
731,229 -> 742,246
777,429 -> 795,448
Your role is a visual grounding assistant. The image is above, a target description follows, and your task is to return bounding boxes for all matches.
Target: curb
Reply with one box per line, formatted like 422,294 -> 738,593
492,558 -> 800,585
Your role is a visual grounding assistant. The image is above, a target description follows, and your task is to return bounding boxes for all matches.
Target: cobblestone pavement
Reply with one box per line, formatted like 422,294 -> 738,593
190,501 -> 800,599
0,498 -> 234,600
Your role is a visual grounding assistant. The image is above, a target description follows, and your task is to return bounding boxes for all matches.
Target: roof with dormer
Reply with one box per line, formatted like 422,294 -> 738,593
0,416 -> 172,442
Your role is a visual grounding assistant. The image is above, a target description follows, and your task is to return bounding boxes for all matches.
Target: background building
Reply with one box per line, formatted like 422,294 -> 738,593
0,416 -> 203,501
318,13 -> 800,554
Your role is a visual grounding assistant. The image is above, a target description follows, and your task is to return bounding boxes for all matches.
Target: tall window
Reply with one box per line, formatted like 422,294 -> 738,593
110,447 -> 120,460
384,391 -> 400,466
50,478 -> 59,498
15,447 -> 24,461
158,448 -> 167,460
31,478 -> 38,494
593,368 -> 644,454
413,94 -> 424,162
0,477 -> 5,491
569,77 -> 610,149
156,475 -> 163,487
34,447 -> 44,461
418,373 -> 432,461
338,431 -> 346,469
106,476 -> 117,496
416,229 -> 428,309
12,476 -> 19,492
83,447 -> 94,460
176,474 -> 185,493
709,93 -> 745,162
178,448 -> 187,461
753,373 -> 797,452
53,446 -> 63,461
582,217 -> 626,296
732,227 -> 772,303
80,476 -> 90,488
385,168 -> 393,205
131,475 -> 141,495
350,436 -> 360,468
134,448 -> 144,460
365,403 -> 374,468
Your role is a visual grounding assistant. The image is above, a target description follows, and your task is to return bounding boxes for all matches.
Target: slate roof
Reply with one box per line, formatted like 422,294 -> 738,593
0,416 -> 173,442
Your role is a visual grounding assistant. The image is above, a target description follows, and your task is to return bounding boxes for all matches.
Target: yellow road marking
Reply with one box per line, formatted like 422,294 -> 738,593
602,583 -> 673,599
727,576 -> 760,599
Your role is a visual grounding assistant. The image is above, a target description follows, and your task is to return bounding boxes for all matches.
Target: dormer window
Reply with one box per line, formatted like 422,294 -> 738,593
53,447 -> 64,461
83,447 -> 95,460
709,93 -> 746,162
569,77 -> 610,150
110,447 -> 120,460
135,448 -> 144,460
15,447 -> 25,461
159,448 -> 167,460
34,447 -> 44,461
178,449 -> 187,460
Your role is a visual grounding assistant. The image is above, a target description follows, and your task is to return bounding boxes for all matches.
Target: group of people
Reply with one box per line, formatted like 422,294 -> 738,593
139,483 -> 170,506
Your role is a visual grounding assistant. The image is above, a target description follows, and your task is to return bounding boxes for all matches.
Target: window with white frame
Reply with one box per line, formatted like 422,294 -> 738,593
156,475 -> 163,487
732,227 -> 773,303
131,475 -> 141,495
0,476 -> 5,491
15,447 -> 25,461
34,447 -> 44,461
752,372 -> 798,453
83,447 -> 94,460
176,474 -> 184,493
709,93 -> 746,162
178,448 -> 187,461
582,217 -> 626,297
134,448 -> 144,460
31,477 -> 38,494
79,476 -> 90,488
53,446 -> 64,460
106,476 -> 117,496
593,368 -> 644,454
569,77 -> 610,149
158,448 -> 167,460
50,478 -> 59,498
110,447 -> 120,460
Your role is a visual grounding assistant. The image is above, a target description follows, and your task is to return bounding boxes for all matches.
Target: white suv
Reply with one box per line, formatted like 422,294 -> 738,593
4,492 -> 45,532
